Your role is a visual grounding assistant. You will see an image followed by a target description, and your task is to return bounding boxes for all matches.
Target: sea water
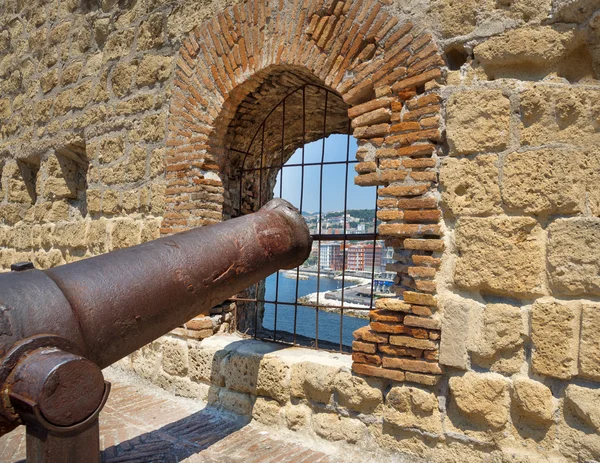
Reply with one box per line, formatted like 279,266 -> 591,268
261,271 -> 370,348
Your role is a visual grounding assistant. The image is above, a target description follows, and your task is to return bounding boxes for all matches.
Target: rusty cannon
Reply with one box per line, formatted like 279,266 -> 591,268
0,198 -> 311,462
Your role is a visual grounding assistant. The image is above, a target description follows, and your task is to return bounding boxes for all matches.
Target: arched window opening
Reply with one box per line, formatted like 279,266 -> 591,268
230,84 -> 395,353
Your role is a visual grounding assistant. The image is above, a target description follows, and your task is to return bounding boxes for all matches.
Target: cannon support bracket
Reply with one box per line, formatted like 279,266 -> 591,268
7,348 -> 110,463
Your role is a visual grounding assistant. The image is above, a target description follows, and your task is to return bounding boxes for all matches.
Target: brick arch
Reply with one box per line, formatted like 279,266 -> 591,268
166,0 -> 446,386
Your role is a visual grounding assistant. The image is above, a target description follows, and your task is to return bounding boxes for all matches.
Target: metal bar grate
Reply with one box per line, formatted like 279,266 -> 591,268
233,84 -> 387,353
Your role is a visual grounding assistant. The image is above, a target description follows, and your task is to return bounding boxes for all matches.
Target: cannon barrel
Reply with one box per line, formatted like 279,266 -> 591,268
0,198 -> 311,457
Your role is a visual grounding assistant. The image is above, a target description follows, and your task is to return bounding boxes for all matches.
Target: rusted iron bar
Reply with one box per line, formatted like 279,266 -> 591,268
0,198 -> 311,462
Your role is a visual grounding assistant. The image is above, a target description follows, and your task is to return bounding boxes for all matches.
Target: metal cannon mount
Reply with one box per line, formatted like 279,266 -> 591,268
0,199 -> 311,462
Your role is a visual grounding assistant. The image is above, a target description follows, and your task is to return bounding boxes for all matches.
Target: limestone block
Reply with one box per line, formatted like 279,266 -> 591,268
474,25 -> 579,77
140,219 -> 161,243
446,90 -> 510,156
86,218 -> 108,254
531,300 -> 580,379
429,0 -> 479,38
384,385 -> 442,433
52,221 -> 87,248
40,69 -> 58,93
440,155 -> 502,217
284,402 -> 311,431
256,356 -> 289,404
33,249 -> 65,269
290,362 -> 341,405
130,113 -> 166,143
61,61 -> 82,86
188,344 -> 226,387
218,389 -> 253,416
512,377 -> 554,423
72,81 -> 93,109
154,372 -> 206,399
439,298 -> 480,370
580,303 -> 600,382
161,338 -> 188,377
91,136 -> 124,164
5,161 -> 33,204
138,13 -> 164,50
449,372 -> 510,429
564,385 -> 600,431
111,60 -> 136,97
520,86 -> 599,147
0,98 -> 10,119
312,413 -> 366,444
41,154 -> 81,200
503,148 -> 587,215
137,55 -> 172,87
252,397 -> 282,426
102,190 -> 120,215
109,219 -> 140,250
547,219 -> 600,297
103,29 -> 134,61
130,342 -> 161,381
220,349 -> 264,395
471,304 -> 525,374
454,217 -> 544,297
333,370 -> 383,413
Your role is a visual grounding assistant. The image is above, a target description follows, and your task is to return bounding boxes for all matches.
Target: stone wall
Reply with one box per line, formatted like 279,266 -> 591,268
1,0 -> 600,461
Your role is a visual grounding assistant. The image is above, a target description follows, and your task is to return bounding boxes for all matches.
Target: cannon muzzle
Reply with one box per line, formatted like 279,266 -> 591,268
0,199 -> 311,460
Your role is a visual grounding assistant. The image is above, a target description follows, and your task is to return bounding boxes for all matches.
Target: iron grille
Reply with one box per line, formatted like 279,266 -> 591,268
230,84 -> 390,353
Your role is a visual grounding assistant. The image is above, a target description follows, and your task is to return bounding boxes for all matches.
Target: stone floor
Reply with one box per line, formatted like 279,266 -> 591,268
0,367 -> 408,463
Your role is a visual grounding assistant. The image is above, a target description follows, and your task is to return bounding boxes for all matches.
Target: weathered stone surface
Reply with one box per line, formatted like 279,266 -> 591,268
384,385 -> 442,433
474,26 -> 579,78
137,55 -> 172,87
512,377 -> 554,423
520,87 -> 600,147
471,304 -> 524,374
110,218 -> 140,250
440,155 -> 502,217
312,413 -> 366,443
531,300 -> 580,379
290,362 -> 340,404
564,385 -> 600,431
218,389 -> 253,416
547,219 -> 600,297
256,356 -> 289,404
454,217 -> 544,297
449,372 -> 510,429
220,348 -> 262,395
252,397 -> 282,426
446,90 -> 511,155
503,148 -> 587,215
161,338 -> 188,377
429,0 -> 479,38
333,370 -> 383,414
188,343 -> 226,387
579,303 -> 600,381
439,298 -> 477,370
284,403 -> 311,431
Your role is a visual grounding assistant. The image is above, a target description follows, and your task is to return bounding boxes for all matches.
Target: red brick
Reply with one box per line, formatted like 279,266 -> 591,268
352,340 -> 377,354
403,239 -> 444,251
353,326 -> 389,343
383,357 -> 442,374
370,309 -> 405,322
352,352 -> 382,366
352,363 -> 405,382
371,321 -> 410,334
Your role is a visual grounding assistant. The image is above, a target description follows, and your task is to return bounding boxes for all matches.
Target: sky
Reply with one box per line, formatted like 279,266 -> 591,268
273,134 -> 377,214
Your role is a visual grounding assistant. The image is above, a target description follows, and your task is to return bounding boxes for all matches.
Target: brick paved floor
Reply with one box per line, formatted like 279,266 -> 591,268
0,367 -> 410,463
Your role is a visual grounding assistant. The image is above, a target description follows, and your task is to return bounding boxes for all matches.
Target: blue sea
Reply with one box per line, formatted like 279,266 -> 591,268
261,271 -> 370,348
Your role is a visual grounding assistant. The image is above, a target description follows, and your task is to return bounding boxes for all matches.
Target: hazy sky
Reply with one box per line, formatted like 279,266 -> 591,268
273,134 -> 377,213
